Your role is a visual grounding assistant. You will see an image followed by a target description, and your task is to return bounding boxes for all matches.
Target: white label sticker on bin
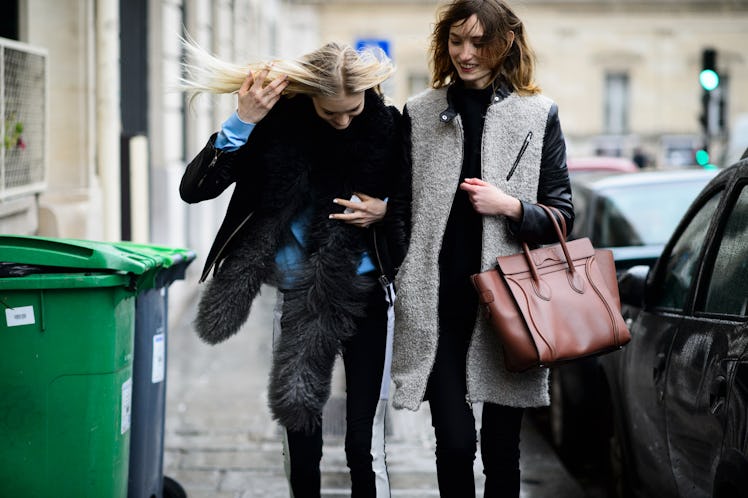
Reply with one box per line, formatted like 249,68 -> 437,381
121,378 -> 132,435
5,306 -> 35,327
152,332 -> 165,384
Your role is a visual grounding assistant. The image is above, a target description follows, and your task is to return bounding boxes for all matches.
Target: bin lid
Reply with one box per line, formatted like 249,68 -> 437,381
112,241 -> 196,268
112,241 -> 197,290
0,235 -> 155,274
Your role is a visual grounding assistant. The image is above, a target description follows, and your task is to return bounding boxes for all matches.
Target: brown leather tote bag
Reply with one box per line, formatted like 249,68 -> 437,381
471,204 -> 631,372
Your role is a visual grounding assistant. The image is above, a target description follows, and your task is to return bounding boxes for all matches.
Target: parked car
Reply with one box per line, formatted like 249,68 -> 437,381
566,156 -> 638,176
569,168 -> 719,273
602,156 -> 748,497
549,168 -> 718,465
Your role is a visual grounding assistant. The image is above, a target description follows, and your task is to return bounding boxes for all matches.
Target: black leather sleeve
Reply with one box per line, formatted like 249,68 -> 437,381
381,106 -> 413,272
179,117 -> 269,204
179,133 -> 243,203
512,103 -> 575,244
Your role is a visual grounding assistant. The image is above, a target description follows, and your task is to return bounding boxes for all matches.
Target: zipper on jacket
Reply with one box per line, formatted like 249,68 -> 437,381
209,148 -> 223,168
371,227 -> 391,288
506,131 -> 533,181
197,149 -> 224,189
200,211 -> 253,282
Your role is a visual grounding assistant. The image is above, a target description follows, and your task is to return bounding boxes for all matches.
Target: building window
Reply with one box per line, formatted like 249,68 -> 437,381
1,41 -> 47,199
604,72 -> 629,134
0,0 -> 19,40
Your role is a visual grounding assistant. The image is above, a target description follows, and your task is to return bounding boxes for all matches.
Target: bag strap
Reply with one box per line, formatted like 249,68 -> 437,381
544,204 -> 567,240
520,204 -> 577,280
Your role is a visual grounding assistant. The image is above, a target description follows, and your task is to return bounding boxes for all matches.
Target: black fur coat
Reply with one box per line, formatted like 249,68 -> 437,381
180,90 -> 405,433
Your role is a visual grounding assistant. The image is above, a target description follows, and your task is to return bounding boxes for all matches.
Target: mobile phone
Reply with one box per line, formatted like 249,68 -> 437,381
344,194 -> 361,214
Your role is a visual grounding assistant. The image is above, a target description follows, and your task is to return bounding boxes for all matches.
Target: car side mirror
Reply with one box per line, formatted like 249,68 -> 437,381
618,265 -> 650,307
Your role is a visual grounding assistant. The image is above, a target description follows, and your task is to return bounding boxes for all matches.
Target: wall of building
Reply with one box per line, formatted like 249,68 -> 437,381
4,0 -> 745,249
287,0 -> 748,166
23,0 -> 106,240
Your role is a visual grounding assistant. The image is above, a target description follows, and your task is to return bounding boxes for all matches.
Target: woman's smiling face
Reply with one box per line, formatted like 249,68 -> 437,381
448,14 -> 492,89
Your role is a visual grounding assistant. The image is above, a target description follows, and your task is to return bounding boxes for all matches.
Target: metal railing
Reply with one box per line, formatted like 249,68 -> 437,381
1,37 -> 47,201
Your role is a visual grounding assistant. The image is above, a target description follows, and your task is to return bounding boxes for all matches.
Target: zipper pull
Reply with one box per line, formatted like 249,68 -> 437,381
198,149 -> 224,188
208,149 -> 223,169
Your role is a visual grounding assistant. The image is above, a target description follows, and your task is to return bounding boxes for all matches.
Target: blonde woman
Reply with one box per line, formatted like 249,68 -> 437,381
391,0 -> 574,496
179,41 -> 408,498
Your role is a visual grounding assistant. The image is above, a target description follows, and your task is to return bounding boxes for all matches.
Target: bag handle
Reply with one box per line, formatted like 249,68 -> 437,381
519,204 -> 582,294
532,203 -> 567,240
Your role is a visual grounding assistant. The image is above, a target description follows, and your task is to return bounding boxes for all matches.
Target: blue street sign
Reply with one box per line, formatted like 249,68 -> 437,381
355,38 -> 391,57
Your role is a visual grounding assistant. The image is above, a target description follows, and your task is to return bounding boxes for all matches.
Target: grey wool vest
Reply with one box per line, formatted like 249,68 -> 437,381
392,87 -> 554,411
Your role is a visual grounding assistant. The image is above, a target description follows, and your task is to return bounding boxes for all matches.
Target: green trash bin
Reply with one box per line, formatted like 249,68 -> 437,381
113,241 -> 193,498
0,235 -> 157,498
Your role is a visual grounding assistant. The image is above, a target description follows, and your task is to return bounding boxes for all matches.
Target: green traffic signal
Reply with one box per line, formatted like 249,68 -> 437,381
695,149 -> 718,170
695,149 -> 710,166
699,69 -> 720,91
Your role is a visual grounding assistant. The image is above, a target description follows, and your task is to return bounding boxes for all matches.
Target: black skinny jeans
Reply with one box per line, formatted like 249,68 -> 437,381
283,281 -> 389,498
425,312 -> 524,498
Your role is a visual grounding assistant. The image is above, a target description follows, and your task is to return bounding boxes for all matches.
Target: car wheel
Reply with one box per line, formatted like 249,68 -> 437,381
713,449 -> 748,498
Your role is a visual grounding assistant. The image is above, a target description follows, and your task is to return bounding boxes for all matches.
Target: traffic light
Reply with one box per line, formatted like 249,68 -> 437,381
699,48 -> 722,136
699,48 -> 720,91
694,147 -> 718,170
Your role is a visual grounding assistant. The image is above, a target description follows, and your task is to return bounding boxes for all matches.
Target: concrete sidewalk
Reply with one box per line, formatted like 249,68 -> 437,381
162,280 -> 585,498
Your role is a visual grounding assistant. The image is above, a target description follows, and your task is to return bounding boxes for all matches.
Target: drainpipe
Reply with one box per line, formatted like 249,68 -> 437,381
96,0 -> 121,241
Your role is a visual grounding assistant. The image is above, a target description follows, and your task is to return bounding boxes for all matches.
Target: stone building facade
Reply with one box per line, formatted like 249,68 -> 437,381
1,0 -> 746,274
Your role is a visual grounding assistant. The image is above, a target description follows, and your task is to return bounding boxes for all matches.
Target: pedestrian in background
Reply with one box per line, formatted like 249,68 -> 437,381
391,1 -> 574,496
633,147 -> 649,168
179,39 -> 408,498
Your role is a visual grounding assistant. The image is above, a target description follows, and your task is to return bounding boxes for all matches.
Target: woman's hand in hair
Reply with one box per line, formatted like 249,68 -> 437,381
237,65 -> 288,124
329,192 -> 387,228
460,178 -> 522,221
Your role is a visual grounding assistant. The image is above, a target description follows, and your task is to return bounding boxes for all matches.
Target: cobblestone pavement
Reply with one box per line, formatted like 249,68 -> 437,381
163,282 -> 586,498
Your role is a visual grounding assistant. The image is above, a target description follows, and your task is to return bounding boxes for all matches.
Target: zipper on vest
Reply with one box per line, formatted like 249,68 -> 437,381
506,131 -> 533,181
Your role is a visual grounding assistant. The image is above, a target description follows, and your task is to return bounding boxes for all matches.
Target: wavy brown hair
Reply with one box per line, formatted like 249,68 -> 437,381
430,0 -> 540,95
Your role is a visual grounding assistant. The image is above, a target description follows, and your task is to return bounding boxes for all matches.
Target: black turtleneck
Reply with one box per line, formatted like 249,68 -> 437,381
438,83 -> 494,329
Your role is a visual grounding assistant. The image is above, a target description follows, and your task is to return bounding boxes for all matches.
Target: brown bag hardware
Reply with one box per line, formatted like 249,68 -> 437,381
470,204 -> 631,372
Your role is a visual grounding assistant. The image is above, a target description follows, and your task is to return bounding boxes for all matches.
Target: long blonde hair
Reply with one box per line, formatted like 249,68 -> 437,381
180,36 -> 395,104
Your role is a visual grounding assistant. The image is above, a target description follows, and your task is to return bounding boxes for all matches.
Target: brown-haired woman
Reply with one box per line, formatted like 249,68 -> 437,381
391,1 -> 574,496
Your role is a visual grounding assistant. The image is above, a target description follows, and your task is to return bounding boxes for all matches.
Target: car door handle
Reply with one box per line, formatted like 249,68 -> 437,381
709,374 -> 727,415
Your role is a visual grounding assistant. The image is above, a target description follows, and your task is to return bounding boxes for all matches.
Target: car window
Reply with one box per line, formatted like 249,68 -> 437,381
653,192 -> 721,311
595,197 -> 642,246
569,188 -> 588,240
701,185 -> 748,317
598,180 -> 709,247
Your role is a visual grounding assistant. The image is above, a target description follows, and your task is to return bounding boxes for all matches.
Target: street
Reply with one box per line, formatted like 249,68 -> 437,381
163,282 -> 587,498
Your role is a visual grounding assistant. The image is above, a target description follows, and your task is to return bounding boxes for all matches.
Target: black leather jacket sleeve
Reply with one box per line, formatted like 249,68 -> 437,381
180,134 -> 234,203
380,106 -> 412,273
512,103 -> 574,244
365,105 -> 412,283
179,130 -> 263,204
